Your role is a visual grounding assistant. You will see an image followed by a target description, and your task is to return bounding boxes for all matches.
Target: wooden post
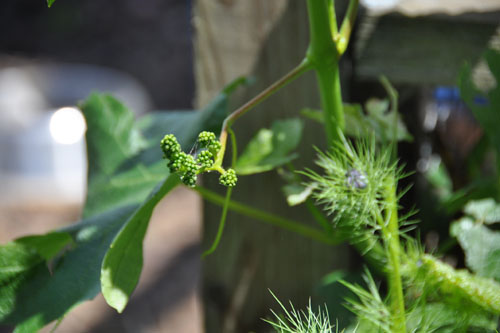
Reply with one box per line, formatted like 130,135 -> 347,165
194,1 -> 350,332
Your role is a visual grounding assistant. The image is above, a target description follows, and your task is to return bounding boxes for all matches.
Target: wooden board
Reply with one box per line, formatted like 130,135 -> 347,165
355,12 -> 498,85
194,1 -> 351,332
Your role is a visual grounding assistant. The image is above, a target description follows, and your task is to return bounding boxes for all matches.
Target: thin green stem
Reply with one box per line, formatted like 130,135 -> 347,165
337,0 -> 359,55
305,199 -> 334,235
195,186 -> 341,245
384,182 -> 406,333
327,0 -> 339,39
216,59 -> 312,165
380,75 -> 399,162
202,187 -> 232,258
228,128 -> 237,166
202,128 -> 239,258
224,59 -> 312,127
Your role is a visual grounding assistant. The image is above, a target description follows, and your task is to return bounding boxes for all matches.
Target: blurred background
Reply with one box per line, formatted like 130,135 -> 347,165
0,0 -> 499,332
0,0 -> 200,332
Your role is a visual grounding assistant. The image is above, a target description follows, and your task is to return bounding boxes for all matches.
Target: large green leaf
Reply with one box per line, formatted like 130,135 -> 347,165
0,243 -> 44,322
101,176 -> 180,313
451,217 -> 500,281
46,0 -> 56,7
0,243 -> 41,286
0,232 -> 74,323
0,83 -> 234,330
2,206 -> 136,332
82,90 -> 233,217
235,118 -> 303,175
81,94 -> 157,218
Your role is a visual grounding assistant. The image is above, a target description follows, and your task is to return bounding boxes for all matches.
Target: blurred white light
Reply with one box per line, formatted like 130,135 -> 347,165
361,0 -> 399,11
50,107 -> 86,145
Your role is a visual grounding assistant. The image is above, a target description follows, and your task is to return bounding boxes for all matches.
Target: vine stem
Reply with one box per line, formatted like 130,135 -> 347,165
315,65 -> 344,146
215,59 -> 312,166
306,0 -> 350,147
194,186 -> 341,245
327,0 -> 339,38
336,0 -> 359,55
215,0 -> 360,157
201,187 -> 232,258
202,129 -> 239,258
385,182 -> 406,333
380,75 -> 399,162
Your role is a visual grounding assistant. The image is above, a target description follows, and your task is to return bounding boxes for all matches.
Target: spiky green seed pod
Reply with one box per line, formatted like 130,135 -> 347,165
219,168 -> 237,187
160,134 -> 181,158
197,150 -> 214,169
198,131 -> 217,147
305,136 -> 401,237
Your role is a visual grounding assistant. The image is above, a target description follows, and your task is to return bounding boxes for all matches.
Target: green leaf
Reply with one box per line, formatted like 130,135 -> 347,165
83,94 -> 147,181
451,217 -> 500,281
139,94 -> 230,150
235,118 -> 303,175
0,243 -> 42,287
282,183 -> 315,206
0,243 -> 45,325
101,176 -> 180,313
0,232 -> 74,322
363,98 -> 413,142
82,90 -> 231,217
15,232 -> 73,261
464,198 -> 500,224
47,0 -> 56,7
424,156 -> 453,199
81,94 -> 154,218
2,205 -> 138,332
234,129 -> 273,172
300,107 -> 324,124
0,82 -> 234,330
343,103 -> 373,138
301,103 -> 412,142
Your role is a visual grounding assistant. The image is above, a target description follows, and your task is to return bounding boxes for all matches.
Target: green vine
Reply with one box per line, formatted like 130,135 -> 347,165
383,182 -> 406,332
202,129 -> 238,257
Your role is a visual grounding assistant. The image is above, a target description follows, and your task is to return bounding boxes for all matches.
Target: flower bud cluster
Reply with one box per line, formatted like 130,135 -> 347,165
219,168 -> 238,187
160,131 -> 237,187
